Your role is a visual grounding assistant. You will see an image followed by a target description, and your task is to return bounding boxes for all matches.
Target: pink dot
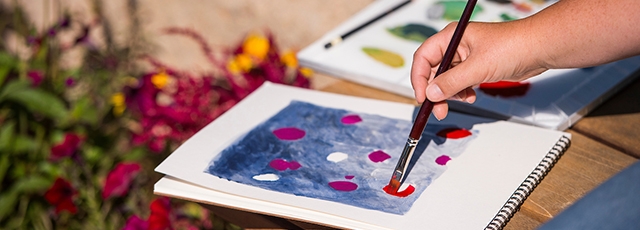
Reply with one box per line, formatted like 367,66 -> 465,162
435,155 -> 451,165
328,181 -> 358,191
368,150 -> 391,163
273,127 -> 305,140
345,175 -> 355,180
269,159 -> 290,171
269,159 -> 302,171
341,114 -> 362,124
436,128 -> 472,139
289,161 -> 301,170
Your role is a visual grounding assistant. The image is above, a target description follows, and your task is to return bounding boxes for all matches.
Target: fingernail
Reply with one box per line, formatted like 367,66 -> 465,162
426,84 -> 444,101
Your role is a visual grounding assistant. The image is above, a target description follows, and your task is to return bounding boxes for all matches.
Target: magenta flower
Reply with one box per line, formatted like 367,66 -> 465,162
27,70 -> 44,87
44,178 -> 77,214
123,215 -> 149,230
50,133 -> 83,161
102,162 -> 141,199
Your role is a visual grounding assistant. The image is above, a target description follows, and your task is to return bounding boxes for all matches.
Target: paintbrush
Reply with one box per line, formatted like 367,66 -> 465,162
324,0 -> 412,49
387,0 -> 478,192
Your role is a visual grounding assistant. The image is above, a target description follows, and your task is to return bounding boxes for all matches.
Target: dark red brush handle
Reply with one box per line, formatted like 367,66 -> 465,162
409,0 -> 477,140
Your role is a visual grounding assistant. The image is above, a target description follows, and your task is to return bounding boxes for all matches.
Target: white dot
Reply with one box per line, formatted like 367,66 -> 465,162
252,173 -> 280,181
327,152 -> 349,163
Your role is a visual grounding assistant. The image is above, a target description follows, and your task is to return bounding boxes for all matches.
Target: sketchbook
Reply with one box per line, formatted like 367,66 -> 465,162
297,0 -> 640,130
154,82 -> 571,229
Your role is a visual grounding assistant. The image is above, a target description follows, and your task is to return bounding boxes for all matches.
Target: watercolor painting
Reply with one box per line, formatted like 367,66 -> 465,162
205,101 -> 477,215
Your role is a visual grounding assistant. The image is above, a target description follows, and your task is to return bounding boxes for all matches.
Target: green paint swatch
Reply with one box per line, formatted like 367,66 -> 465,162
387,23 -> 438,42
362,47 -> 404,68
428,1 -> 484,21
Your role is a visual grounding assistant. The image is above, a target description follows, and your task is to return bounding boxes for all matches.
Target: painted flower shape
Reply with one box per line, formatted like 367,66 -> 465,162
102,162 -> 142,199
44,178 -> 77,214
148,197 -> 172,230
50,133 -> 83,161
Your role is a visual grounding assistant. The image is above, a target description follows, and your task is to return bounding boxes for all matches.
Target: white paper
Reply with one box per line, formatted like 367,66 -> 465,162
155,82 -> 571,229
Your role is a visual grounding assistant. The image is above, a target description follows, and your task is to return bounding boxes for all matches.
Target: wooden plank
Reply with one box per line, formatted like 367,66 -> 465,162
571,77 -> 640,158
511,130 -> 637,228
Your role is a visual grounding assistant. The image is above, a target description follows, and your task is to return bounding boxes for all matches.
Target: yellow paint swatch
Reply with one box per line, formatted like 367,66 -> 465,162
362,47 -> 404,68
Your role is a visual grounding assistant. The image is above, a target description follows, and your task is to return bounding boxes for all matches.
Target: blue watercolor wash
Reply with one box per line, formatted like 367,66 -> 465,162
205,101 -> 477,215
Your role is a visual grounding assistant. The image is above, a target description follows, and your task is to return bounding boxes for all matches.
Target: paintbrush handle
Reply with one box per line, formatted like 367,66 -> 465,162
408,0 -> 477,140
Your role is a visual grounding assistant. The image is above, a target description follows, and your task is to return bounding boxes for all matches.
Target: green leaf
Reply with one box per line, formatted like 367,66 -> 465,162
0,154 -> 9,188
362,47 -> 405,68
0,191 -> 18,221
0,80 -> 30,100
13,175 -> 52,193
121,147 -> 147,161
0,121 -> 15,151
70,96 -> 99,125
3,86 -> 68,120
13,134 -> 38,153
0,53 -> 17,85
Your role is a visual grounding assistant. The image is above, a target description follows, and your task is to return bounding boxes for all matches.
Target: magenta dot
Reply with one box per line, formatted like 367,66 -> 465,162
269,159 -> 290,171
341,114 -> 362,124
435,155 -> 452,165
289,161 -> 301,170
328,181 -> 358,191
272,127 -> 305,140
368,150 -> 391,163
345,175 -> 355,180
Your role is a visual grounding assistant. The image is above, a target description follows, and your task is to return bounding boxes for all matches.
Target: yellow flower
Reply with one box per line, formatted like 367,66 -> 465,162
110,93 -> 126,116
280,50 -> 298,68
299,67 -> 314,78
242,33 -> 270,60
227,54 -> 254,74
151,71 -> 170,89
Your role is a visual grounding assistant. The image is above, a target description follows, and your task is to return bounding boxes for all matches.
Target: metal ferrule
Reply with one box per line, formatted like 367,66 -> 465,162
391,137 -> 419,183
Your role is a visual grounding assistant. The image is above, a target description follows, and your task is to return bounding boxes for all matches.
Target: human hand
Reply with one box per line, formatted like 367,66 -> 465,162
410,21 -> 548,120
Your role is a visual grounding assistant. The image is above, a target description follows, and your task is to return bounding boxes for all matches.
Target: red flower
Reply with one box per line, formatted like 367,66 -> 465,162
123,215 -> 149,230
27,70 -> 44,87
149,197 -> 172,230
102,162 -> 141,199
44,178 -> 77,214
50,133 -> 83,161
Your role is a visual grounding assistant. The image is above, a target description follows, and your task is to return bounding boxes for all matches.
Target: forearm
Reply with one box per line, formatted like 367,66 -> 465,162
523,0 -> 640,69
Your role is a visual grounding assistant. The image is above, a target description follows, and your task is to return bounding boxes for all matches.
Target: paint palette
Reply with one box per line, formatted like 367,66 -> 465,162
299,0 -> 640,130
205,101 -> 477,214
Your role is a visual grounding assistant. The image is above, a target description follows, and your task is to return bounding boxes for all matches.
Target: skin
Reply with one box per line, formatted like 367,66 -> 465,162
411,0 -> 640,120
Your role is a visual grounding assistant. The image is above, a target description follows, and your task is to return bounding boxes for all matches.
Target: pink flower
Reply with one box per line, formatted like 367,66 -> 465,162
149,197 -> 172,230
44,178 -> 77,214
123,215 -> 149,230
50,133 -> 83,161
102,162 -> 141,199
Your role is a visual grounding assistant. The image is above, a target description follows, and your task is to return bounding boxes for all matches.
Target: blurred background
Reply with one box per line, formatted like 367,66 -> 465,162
0,0 -> 372,229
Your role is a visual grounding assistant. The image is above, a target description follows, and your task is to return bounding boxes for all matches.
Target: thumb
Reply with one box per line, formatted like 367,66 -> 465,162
425,62 -> 483,102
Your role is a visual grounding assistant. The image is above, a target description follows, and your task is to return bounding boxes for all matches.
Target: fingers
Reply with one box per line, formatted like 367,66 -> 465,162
411,24 -> 455,103
425,60 -> 483,103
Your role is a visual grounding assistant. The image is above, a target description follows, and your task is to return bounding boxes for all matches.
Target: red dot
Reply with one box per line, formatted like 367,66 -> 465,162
272,127 -> 305,140
341,114 -> 362,124
345,175 -> 355,180
289,161 -> 301,170
436,128 -> 472,139
382,184 -> 416,197
329,181 -> 358,191
478,81 -> 530,97
368,150 -> 391,163
435,155 -> 451,165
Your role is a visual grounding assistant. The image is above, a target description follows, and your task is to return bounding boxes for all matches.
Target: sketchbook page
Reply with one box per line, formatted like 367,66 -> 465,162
155,82 -> 570,229
298,0 -> 554,98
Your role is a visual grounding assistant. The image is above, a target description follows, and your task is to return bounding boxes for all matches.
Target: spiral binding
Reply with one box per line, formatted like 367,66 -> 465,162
484,135 -> 571,230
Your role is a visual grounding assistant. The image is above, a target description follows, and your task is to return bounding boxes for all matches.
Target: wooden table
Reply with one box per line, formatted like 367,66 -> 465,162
205,73 -> 640,230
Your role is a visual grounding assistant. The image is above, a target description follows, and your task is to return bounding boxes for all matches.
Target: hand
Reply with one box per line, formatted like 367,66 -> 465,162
410,21 -> 548,120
